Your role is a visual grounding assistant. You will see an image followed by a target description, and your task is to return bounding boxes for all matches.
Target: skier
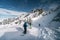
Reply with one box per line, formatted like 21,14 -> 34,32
29,22 -> 32,29
23,22 -> 28,34
28,17 -> 32,29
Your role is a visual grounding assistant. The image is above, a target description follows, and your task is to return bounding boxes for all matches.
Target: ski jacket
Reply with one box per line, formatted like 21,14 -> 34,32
23,22 -> 28,28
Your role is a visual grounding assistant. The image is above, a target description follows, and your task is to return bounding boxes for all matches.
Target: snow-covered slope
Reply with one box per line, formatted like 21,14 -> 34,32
31,6 -> 60,40
0,5 -> 60,40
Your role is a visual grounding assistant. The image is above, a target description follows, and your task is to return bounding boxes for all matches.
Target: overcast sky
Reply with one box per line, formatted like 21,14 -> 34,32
0,0 -> 60,12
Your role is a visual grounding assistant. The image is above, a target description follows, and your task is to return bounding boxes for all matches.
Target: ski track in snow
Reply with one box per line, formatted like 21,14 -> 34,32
0,24 -> 38,40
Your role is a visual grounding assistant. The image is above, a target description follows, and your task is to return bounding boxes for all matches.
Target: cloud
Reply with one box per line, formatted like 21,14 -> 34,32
0,8 -> 27,15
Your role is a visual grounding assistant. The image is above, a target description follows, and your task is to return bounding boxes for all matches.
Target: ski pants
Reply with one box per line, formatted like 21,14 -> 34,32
23,27 -> 27,34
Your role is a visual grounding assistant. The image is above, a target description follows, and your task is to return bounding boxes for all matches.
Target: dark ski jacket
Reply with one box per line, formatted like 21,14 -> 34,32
23,22 -> 28,28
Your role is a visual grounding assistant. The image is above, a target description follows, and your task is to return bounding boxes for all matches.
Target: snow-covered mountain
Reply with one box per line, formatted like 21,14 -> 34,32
0,5 -> 60,40
0,8 -> 28,24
